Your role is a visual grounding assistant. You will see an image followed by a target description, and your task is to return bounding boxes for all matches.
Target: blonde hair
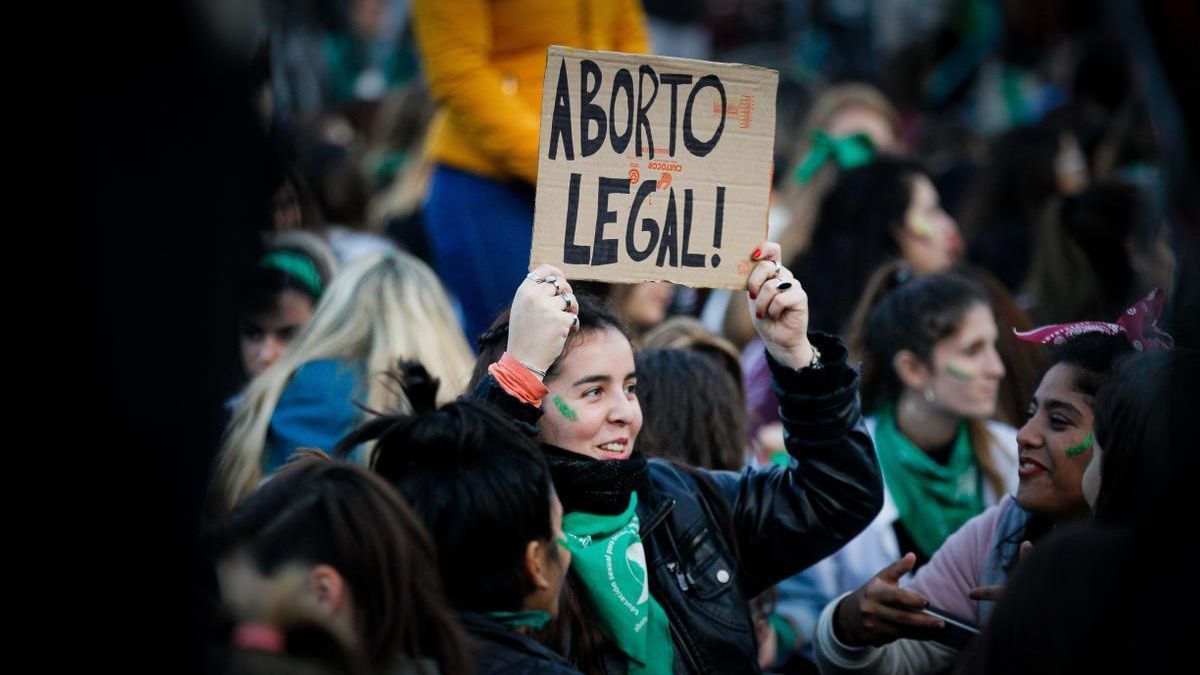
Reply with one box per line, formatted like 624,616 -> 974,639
799,83 -> 899,149
211,250 -> 473,514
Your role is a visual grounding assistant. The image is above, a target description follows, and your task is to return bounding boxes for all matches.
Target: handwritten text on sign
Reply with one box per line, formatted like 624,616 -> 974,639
531,46 -> 778,288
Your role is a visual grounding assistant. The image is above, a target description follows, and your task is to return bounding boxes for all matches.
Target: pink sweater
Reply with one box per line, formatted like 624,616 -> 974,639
906,494 -> 1011,623
813,496 -> 1015,675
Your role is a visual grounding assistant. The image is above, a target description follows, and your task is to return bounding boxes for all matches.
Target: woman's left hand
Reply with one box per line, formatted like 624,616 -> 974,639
746,241 -> 814,369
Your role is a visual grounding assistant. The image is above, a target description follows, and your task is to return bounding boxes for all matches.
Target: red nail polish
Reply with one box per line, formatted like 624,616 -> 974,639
755,311 -> 763,319
749,292 -> 757,300
751,247 -> 762,260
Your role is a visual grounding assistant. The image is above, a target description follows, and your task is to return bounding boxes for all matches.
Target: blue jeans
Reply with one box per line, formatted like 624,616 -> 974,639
423,165 -> 535,347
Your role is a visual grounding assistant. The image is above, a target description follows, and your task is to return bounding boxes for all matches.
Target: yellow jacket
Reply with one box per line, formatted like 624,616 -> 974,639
413,0 -> 650,185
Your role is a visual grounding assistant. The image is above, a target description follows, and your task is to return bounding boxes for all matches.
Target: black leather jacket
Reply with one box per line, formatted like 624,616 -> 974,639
471,332 -> 882,674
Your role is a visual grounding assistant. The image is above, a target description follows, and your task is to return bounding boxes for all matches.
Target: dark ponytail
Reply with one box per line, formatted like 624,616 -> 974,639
335,362 -> 559,614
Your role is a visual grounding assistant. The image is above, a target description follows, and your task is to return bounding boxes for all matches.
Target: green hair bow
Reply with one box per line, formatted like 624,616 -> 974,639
793,130 -> 876,185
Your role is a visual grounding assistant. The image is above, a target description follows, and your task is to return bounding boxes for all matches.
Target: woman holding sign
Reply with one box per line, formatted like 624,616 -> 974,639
470,241 -> 883,674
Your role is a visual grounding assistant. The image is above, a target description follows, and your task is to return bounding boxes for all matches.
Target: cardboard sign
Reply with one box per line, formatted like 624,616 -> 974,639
531,46 -> 778,289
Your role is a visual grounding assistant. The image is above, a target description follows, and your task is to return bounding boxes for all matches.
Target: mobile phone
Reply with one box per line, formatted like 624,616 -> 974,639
920,606 -> 981,650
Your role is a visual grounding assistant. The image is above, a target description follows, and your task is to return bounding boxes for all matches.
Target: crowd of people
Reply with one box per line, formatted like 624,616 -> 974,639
85,1 -> 1197,673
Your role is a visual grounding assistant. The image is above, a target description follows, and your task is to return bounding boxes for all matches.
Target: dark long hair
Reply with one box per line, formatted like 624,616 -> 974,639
1092,349 -> 1195,525
635,347 -> 746,471
335,363 -> 559,613
792,155 -> 932,333
206,453 -> 471,674
1024,179 -> 1148,325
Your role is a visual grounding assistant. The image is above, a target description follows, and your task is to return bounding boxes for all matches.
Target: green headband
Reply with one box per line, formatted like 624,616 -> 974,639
793,130 -> 876,185
259,250 -> 323,298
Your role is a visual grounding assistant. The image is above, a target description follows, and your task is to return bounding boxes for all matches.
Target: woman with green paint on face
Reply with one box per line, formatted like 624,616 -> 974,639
469,241 -> 883,675
962,348 -> 1197,675
773,263 -> 1017,658
840,264 -> 1019,567
812,289 -> 1172,675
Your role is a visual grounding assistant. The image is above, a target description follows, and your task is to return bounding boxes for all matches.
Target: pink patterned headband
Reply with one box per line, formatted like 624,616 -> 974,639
1014,288 -> 1174,352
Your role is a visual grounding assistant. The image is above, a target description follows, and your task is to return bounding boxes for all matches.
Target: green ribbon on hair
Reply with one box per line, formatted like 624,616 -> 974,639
259,250 -> 324,298
793,130 -> 876,185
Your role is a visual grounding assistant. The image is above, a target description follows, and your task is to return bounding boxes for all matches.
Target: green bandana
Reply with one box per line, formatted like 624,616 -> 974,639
562,494 -> 674,674
793,130 -> 876,185
873,404 -> 985,557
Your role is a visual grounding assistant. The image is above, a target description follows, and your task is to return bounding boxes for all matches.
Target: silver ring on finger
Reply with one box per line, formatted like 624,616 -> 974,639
544,275 -> 563,294
562,294 -> 573,311
525,272 -> 544,284
771,260 -> 782,277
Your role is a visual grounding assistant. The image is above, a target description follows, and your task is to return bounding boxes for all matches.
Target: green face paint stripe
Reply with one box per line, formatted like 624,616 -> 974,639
552,395 -> 578,421
944,364 -> 974,381
1066,431 -> 1093,457
909,216 -> 936,238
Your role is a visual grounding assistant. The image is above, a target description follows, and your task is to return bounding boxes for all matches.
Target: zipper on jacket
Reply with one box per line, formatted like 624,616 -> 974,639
641,498 -> 675,539
643,498 -> 693,591
666,561 -> 690,592
662,520 -> 697,593
668,620 -> 703,674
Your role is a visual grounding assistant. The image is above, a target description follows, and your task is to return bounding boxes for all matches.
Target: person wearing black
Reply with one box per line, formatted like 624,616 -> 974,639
469,241 -> 882,674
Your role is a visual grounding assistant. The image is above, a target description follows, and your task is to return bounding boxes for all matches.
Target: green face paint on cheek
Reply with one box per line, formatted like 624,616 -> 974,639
1066,431 -> 1093,457
944,364 -> 975,381
552,395 -> 579,422
909,217 -> 936,239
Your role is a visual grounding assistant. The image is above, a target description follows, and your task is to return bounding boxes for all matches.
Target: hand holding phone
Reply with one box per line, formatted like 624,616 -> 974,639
919,606 -> 981,650
832,554 -> 946,647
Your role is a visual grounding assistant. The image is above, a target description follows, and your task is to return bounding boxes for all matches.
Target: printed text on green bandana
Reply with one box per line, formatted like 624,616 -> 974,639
562,494 -> 674,674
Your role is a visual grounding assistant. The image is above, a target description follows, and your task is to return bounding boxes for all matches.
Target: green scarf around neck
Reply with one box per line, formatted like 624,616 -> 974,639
561,493 -> 674,674
874,403 -> 985,556
485,610 -> 551,630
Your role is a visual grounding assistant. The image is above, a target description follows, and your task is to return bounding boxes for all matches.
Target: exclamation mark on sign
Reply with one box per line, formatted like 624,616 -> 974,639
710,186 -> 725,268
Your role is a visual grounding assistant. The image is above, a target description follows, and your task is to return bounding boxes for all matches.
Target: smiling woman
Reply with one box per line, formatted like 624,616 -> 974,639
775,264 -> 1017,654
1008,331 -> 1132,528
538,326 -> 641,461
813,300 -> 1151,675
470,242 -> 884,674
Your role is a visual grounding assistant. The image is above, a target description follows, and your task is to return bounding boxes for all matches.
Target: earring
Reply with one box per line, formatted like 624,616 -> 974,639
924,388 -> 936,404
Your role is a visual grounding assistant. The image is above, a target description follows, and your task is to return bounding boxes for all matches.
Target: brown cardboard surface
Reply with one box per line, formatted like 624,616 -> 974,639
531,46 -> 778,289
